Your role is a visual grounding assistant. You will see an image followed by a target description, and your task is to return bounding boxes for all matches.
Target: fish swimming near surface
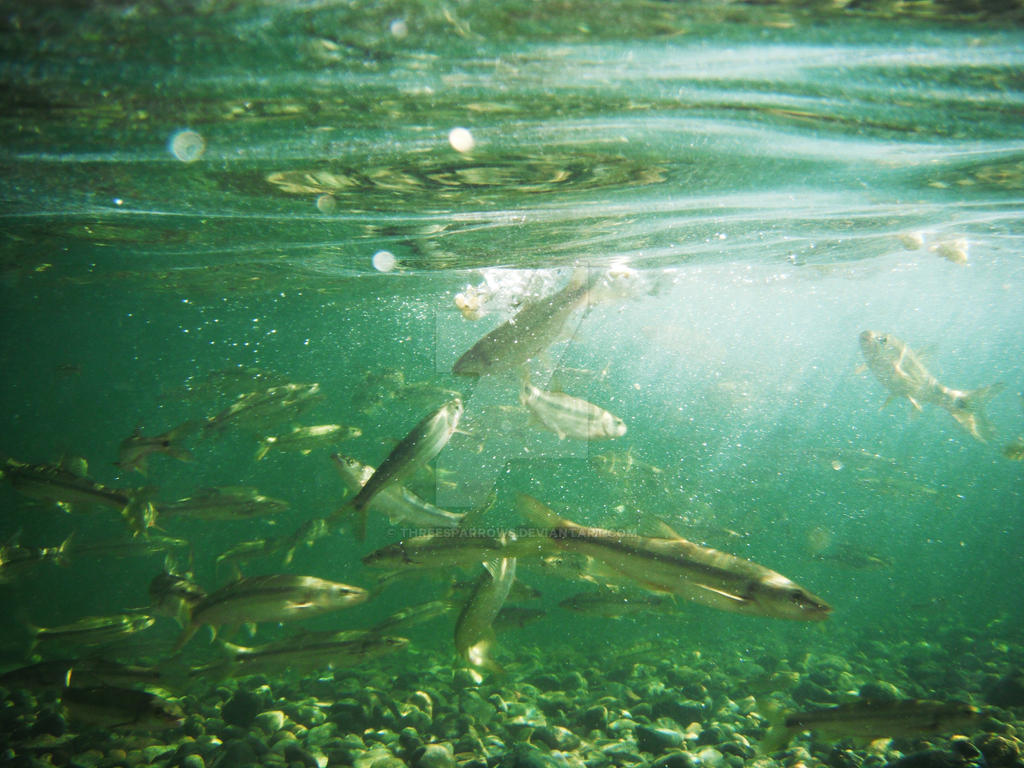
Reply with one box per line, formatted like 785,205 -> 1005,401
517,494 -> 831,621
759,698 -> 981,752
339,399 -> 463,540
453,268 -> 595,377
858,331 -> 1003,443
520,378 -> 627,441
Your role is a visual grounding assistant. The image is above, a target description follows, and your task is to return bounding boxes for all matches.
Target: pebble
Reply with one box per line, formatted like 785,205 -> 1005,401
636,725 -> 685,754
649,754 -> 700,768
255,710 -> 287,735
986,671 -> 1024,708
415,743 -> 456,768
182,755 -> 206,768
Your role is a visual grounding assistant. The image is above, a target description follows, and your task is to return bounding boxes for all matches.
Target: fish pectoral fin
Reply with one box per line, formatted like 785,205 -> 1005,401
693,583 -> 750,604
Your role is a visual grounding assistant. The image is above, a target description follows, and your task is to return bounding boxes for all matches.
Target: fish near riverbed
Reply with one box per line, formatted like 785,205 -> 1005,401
759,699 -> 981,752
454,552 -> 518,674
859,331 -> 1003,442
517,494 -> 831,621
172,574 -> 368,651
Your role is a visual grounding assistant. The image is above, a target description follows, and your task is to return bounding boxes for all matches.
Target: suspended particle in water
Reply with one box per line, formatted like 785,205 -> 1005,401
169,129 -> 205,163
831,460 -> 844,471
389,18 -> 409,39
448,127 -> 475,153
372,250 -> 397,272
316,194 -> 337,214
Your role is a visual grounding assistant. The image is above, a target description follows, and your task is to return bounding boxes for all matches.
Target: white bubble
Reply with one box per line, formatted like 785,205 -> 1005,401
389,18 -> 408,39
316,194 -> 337,213
448,126 -> 475,153
372,250 -> 397,272
169,129 -> 205,163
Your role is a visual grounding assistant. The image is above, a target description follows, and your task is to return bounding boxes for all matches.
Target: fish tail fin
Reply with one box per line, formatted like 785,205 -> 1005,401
949,382 -> 1005,442
171,624 -> 199,654
328,500 -> 368,541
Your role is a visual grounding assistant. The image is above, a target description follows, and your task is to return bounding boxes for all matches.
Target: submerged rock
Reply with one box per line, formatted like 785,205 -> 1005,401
986,671 -> 1024,708
636,725 -> 685,754
221,692 -> 263,729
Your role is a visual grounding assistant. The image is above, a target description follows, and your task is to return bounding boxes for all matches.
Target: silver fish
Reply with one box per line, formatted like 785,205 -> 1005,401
342,399 -> 463,540
520,381 -> 626,440
454,552 -> 517,673
517,495 -> 831,621
173,574 -> 368,651
330,453 -> 464,532
453,268 -> 594,377
859,331 -> 1003,442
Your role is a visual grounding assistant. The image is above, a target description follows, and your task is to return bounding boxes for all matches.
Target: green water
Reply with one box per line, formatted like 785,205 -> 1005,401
1,0 -> 1023,760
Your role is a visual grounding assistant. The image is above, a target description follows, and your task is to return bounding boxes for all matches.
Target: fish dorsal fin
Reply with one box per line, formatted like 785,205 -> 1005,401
637,513 -> 682,540
481,559 -> 502,580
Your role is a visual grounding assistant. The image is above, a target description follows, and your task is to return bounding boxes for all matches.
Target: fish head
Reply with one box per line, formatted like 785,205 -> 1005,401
858,330 -> 900,366
752,573 -> 833,621
602,413 -> 628,439
446,398 -> 465,424
328,583 -> 369,607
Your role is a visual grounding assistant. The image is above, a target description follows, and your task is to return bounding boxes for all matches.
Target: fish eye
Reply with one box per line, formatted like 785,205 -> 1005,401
788,589 -> 810,606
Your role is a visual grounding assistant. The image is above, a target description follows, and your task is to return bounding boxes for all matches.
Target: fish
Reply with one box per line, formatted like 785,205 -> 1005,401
454,552 -> 518,673
759,699 -> 982,752
1003,437 -> 1024,461
213,516 -> 329,573
149,570 -> 207,627
116,421 -> 198,475
157,486 -> 289,521
520,379 -> 626,441
493,605 -> 547,631
517,494 -> 831,621
330,453 -> 465,532
202,382 -> 322,437
28,613 -> 157,654
164,366 -> 290,403
362,531 -> 538,571
858,331 -> 1004,443
255,423 -> 362,461
61,685 -> 185,731
1,457 -> 157,534
173,574 -> 368,651
365,599 -> 454,636
64,534 -> 191,562
340,399 -> 463,540
453,268 -> 595,377
197,632 -> 409,678
559,589 -> 674,618
0,532 -> 72,582
812,549 -> 893,571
